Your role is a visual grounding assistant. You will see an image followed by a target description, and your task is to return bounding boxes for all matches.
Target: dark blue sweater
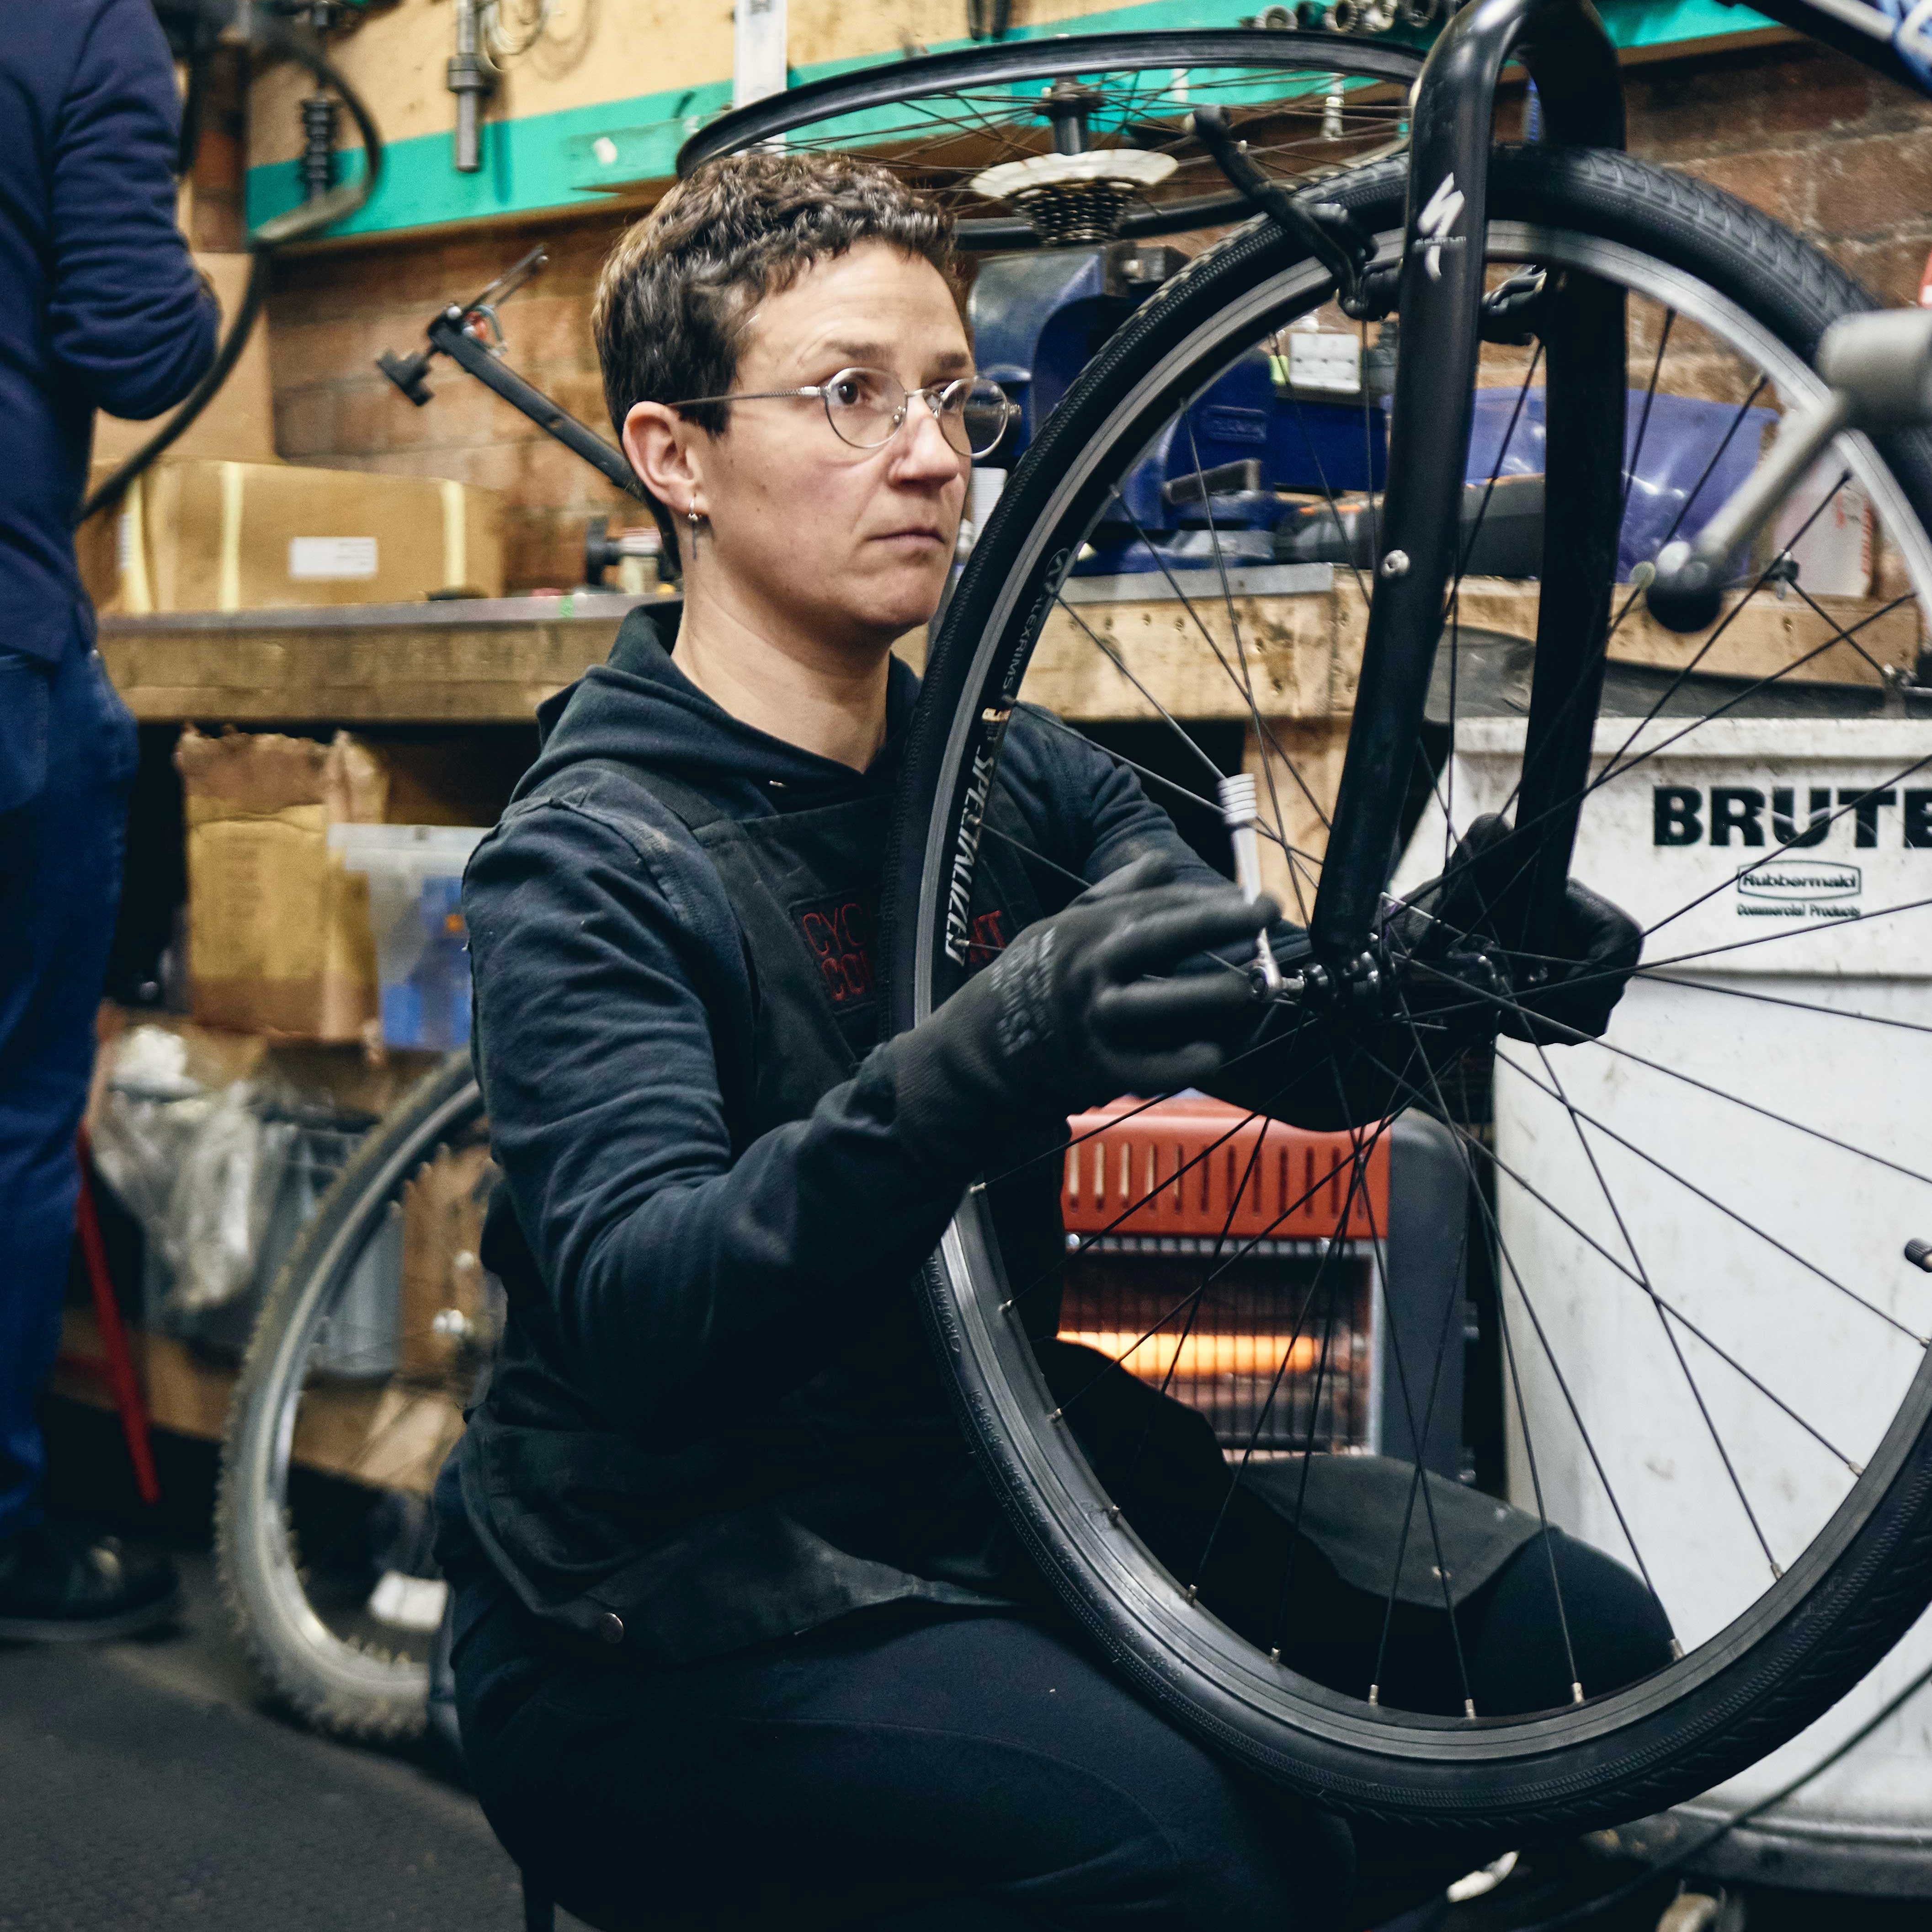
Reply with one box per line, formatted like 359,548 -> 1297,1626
1,0 -> 218,660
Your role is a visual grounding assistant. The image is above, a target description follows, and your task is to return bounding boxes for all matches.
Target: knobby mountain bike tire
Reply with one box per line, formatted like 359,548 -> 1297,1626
887,144 -> 1932,1834
218,1052 -> 490,1740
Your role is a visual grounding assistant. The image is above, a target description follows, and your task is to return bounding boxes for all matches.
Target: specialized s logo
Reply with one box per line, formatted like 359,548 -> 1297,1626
1416,173 -> 1466,282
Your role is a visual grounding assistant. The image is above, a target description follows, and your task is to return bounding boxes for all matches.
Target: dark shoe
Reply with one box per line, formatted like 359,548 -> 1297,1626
0,1522 -> 181,1642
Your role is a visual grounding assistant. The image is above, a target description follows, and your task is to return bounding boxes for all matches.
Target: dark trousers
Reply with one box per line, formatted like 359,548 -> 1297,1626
451,1521 -> 1668,1932
0,623 -> 137,1537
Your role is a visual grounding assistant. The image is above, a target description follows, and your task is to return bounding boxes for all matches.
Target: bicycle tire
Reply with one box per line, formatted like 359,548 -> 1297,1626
676,31 -> 1421,251
887,143 -> 1932,1833
217,1052 -> 487,1741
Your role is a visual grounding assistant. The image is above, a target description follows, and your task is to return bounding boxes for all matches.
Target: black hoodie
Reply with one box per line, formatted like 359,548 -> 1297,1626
435,603 -> 1214,1662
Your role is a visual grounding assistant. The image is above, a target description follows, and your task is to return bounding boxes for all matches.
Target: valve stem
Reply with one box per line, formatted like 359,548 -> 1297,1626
1218,773 -> 1283,995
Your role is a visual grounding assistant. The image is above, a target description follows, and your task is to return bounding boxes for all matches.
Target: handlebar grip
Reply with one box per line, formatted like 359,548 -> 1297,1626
1645,539 -> 1724,635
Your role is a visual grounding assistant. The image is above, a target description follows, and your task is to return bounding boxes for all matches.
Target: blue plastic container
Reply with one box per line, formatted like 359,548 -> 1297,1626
1465,388 -> 1778,579
331,824 -> 488,1052
380,875 -> 474,1052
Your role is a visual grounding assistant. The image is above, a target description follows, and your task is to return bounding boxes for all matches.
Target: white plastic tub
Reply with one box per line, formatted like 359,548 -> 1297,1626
1396,717 -> 1932,1878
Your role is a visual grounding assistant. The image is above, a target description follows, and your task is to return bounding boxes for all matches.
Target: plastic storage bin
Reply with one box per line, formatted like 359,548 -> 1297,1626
330,825 -> 489,1051
1394,716 -> 1932,1889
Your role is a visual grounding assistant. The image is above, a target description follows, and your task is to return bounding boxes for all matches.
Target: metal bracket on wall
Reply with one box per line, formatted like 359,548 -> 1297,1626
449,0 -> 497,173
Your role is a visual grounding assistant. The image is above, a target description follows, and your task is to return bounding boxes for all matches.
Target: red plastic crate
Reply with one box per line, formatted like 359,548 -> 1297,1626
1060,1096 -> 1388,1245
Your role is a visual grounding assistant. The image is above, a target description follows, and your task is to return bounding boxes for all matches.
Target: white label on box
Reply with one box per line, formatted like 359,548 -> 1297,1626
366,1570 -> 449,1632
288,535 -> 378,580
1286,328 -> 1362,395
117,509 -> 135,572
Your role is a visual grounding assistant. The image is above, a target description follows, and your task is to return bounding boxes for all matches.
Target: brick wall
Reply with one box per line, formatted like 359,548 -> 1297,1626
1624,40 -> 1932,309
261,40 -> 1932,595
266,213 -> 639,593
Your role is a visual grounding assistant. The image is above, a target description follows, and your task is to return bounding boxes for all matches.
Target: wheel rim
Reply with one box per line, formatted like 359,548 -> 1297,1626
237,1078 -> 492,1711
677,32 -> 1419,250
905,192 -> 1932,1787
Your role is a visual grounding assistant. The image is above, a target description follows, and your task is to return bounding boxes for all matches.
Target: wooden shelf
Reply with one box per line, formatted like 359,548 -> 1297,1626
100,573 -> 1916,730
98,591 -> 676,725
55,1305 -> 460,1496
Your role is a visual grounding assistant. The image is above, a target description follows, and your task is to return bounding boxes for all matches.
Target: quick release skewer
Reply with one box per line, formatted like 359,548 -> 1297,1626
1218,773 -> 1284,996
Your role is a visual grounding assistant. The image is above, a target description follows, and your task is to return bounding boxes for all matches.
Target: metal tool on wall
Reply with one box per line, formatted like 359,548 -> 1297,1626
374,245 -> 657,568
86,2 -> 387,527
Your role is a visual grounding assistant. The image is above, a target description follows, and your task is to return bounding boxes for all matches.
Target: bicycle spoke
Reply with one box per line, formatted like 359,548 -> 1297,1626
1636,971 -> 1932,1042
1379,979 -> 1594,1700
1183,414 -> 1300,884
1525,1036 -> 1785,1584
1101,484 -> 1338,835
1404,948 -> 1932,1193
1621,309 -> 1676,529
1495,1049 -> 1926,1344
1048,592 -> 1229,786
1367,1214 -> 1476,1702
1340,1076 -> 1480,1714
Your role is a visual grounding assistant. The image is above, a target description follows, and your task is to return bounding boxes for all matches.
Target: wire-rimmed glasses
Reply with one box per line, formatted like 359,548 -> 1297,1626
676,366 -> 1018,458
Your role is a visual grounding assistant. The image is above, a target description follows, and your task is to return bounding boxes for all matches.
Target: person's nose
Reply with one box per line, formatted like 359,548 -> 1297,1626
888,393 -> 967,487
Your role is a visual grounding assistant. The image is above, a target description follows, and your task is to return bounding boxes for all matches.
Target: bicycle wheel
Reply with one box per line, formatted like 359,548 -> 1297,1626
217,1053 -> 492,1740
677,31 -> 1418,251
887,144 -> 1932,1833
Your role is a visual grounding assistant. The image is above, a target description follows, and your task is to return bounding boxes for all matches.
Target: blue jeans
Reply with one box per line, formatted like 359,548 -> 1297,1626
0,620 -> 138,1538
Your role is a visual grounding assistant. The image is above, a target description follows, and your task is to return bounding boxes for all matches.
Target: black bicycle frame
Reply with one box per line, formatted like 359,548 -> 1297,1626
1308,0 -> 1625,969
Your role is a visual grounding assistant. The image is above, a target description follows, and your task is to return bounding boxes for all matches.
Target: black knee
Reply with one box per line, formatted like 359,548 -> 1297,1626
1467,1529 -> 1675,1715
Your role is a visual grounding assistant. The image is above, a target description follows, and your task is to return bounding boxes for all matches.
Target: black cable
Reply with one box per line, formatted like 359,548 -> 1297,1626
77,12 -> 385,527
176,30 -> 214,176
1511,1652 -> 1932,1929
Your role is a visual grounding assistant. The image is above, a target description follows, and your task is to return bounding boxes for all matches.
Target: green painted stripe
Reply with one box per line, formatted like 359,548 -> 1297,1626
247,0 -> 1777,241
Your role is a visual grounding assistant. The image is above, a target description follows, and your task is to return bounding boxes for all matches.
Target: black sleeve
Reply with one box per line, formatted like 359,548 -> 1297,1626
466,800 -> 970,1435
48,0 -> 218,420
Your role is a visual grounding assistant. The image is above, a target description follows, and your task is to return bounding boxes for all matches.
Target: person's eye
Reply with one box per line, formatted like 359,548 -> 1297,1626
826,374 -> 865,408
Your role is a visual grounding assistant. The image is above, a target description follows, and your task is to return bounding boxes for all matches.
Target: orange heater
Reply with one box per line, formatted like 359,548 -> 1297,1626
1055,1097 -> 1464,1470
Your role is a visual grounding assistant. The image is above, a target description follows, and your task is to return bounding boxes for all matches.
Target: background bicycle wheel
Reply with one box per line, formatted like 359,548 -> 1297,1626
217,1054 -> 492,1742
678,30 -> 1419,253
888,144 -> 1932,1834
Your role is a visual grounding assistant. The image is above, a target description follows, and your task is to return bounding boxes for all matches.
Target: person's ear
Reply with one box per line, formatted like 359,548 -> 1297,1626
622,401 -> 709,523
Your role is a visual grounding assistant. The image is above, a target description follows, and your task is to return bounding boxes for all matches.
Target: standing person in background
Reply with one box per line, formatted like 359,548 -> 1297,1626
0,0 -> 218,1637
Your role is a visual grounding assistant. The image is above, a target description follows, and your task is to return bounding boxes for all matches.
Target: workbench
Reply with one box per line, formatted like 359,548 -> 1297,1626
67,567 -> 1914,1467
97,590 -> 669,724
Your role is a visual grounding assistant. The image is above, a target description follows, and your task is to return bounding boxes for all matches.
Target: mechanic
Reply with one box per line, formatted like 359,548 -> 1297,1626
434,151 -> 1673,1930
0,0 -> 218,1639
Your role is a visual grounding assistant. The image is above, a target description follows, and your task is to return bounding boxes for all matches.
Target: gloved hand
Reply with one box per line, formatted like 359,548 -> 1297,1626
1387,813 -> 1641,1044
889,852 -> 1277,1175
1210,816 -> 1640,1131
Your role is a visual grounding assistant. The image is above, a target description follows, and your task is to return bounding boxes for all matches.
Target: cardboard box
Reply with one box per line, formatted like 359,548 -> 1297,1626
85,458 -> 504,615
176,727 -> 389,1041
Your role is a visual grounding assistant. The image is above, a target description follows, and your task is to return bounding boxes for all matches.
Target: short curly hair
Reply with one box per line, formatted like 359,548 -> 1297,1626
592,150 -> 957,552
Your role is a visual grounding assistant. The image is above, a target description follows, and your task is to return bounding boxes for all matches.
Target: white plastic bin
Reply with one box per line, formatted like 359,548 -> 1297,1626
330,824 -> 489,1051
1396,717 -> 1932,1875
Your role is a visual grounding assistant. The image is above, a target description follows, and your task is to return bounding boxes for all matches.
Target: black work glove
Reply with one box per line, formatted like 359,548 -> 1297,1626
1209,816 -> 1640,1131
889,852 -> 1277,1176
1388,813 -> 1641,1045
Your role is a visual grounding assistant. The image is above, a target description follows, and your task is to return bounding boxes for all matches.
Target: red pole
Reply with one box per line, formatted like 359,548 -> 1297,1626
72,1128 -> 160,1507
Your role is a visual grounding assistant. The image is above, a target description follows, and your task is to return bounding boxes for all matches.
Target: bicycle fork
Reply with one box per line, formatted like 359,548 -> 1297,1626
1307,0 -> 1628,978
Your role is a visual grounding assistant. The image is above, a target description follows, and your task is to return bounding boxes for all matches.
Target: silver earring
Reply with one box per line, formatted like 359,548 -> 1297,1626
686,502 -> 703,527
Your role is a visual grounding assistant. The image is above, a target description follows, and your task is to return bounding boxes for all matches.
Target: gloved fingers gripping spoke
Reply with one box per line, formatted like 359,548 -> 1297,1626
1092,971 -> 1259,1048
1093,891 -> 1282,985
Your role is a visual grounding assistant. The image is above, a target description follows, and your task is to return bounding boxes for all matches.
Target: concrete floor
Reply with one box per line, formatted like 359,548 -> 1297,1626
8,1403 -> 1927,1932
0,1542 -> 542,1932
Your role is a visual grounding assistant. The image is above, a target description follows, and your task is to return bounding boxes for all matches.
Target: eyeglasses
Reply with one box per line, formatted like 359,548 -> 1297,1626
674,366 -> 1018,459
